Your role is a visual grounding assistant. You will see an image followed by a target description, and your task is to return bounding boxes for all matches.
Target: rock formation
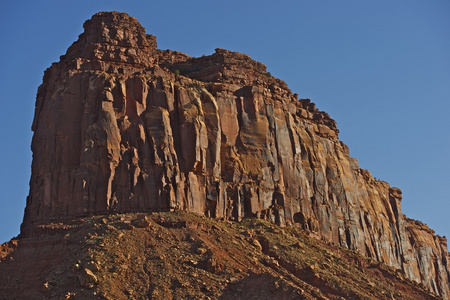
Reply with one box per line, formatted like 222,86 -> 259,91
22,12 -> 449,298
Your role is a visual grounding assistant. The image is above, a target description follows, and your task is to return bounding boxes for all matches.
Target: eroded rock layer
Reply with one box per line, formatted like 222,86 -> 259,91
22,12 -> 449,298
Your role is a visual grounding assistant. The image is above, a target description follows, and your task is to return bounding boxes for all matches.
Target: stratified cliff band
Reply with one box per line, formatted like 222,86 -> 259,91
22,12 -> 449,298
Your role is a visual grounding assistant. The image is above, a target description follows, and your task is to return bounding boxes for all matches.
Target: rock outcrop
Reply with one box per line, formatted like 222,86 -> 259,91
22,12 -> 449,298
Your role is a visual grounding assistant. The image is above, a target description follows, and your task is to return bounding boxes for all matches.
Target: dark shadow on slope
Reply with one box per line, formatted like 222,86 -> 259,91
219,272 -> 307,300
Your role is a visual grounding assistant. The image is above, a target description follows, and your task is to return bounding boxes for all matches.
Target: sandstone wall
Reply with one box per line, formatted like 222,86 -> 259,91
22,12 -> 449,298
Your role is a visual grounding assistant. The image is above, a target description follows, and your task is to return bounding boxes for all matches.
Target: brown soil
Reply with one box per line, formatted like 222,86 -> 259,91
0,211 -> 441,299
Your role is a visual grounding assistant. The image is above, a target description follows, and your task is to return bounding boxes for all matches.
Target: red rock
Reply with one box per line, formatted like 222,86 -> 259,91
21,11 -> 449,298
77,268 -> 97,287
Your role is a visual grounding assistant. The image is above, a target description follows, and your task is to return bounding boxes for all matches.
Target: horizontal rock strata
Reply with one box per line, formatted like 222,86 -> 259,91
22,12 -> 449,298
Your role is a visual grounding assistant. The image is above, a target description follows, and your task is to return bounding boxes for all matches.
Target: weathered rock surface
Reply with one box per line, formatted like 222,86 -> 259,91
22,11 -> 449,298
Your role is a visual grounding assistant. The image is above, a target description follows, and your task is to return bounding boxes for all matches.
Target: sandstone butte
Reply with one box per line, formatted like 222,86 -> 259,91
18,11 -> 449,298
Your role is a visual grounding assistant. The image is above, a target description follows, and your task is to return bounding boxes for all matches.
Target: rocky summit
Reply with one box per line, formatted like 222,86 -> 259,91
1,11 -> 448,299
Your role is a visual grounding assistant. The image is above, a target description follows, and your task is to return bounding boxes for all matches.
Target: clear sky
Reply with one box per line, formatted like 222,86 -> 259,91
0,0 -> 449,244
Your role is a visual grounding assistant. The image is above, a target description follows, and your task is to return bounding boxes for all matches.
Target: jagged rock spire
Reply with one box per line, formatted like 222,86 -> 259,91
63,12 -> 157,68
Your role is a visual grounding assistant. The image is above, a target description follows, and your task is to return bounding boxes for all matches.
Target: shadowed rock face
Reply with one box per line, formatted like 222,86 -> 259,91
22,12 -> 449,298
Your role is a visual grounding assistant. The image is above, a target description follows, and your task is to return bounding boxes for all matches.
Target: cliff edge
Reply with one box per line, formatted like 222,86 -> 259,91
21,12 -> 449,298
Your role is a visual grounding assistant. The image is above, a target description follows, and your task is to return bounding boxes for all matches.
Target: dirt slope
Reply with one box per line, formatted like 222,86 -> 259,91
1,211 -> 441,299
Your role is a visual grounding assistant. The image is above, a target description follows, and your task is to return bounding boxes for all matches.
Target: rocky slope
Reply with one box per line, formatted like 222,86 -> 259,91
0,211 -> 443,299
19,11 -> 449,298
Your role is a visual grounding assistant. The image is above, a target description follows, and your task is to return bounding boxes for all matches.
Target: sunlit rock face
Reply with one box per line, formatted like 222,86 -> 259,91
22,12 -> 449,298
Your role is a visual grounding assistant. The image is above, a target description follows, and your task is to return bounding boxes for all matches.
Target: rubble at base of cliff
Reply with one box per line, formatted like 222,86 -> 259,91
0,212 -> 443,300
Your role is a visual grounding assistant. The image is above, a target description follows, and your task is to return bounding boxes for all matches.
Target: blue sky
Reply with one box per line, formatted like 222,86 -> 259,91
0,0 -> 449,244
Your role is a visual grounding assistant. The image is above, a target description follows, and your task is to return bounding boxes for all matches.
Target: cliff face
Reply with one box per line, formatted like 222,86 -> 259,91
22,12 -> 449,298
